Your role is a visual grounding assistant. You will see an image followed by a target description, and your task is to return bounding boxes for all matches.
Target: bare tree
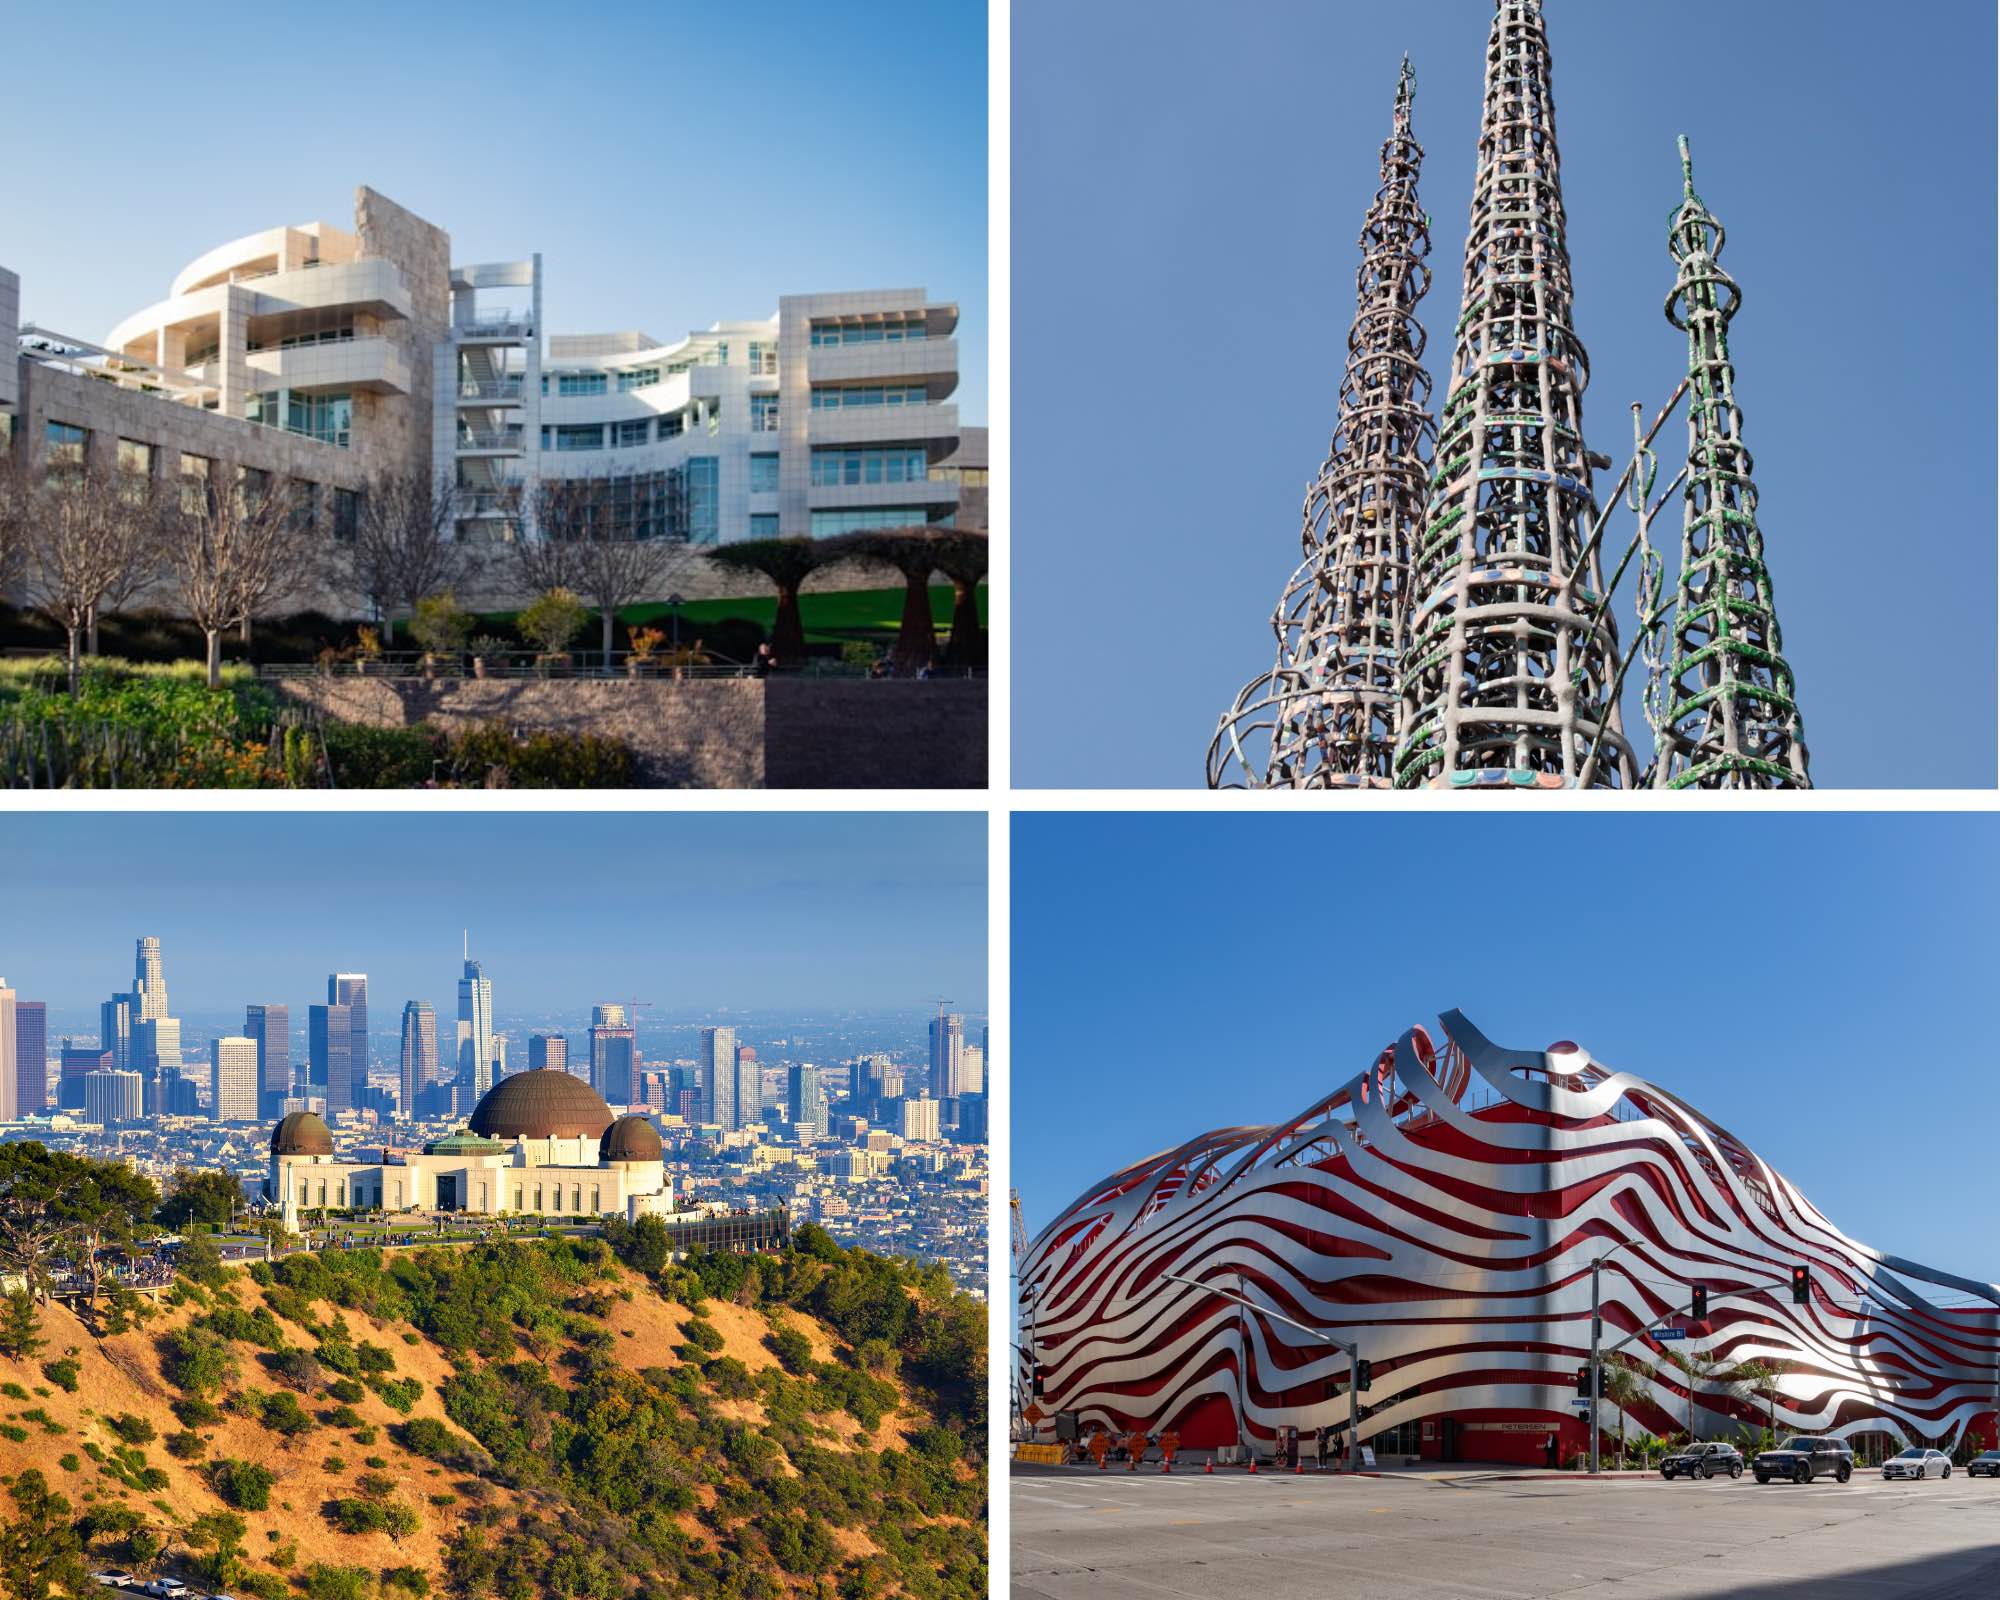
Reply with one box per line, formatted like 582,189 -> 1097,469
522,476 -> 687,665
166,465 -> 313,687
344,470 -> 464,644
0,445 -> 32,602
22,466 -> 156,693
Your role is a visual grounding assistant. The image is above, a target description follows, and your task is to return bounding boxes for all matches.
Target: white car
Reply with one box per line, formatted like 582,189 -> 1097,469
1882,1447 -> 1951,1480
141,1582 -> 188,1598
91,1579 -> 137,1593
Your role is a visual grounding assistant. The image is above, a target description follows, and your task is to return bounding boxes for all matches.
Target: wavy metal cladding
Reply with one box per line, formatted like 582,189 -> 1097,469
1019,1012 -> 1998,1457
1650,139 -> 1810,790
1207,59 -> 1435,789
1397,0 -> 1634,790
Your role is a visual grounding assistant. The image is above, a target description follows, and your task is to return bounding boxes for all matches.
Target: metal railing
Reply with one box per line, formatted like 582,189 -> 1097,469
457,377 -> 524,399
456,428 -> 525,451
458,313 -> 532,338
258,651 -> 984,682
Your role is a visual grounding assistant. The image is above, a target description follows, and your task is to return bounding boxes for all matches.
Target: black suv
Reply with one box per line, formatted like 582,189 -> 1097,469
1661,1441 -> 1745,1480
1753,1437 -> 1853,1484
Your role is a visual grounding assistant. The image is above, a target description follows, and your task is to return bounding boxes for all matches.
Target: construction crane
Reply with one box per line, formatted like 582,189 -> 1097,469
1010,1189 -> 1028,1264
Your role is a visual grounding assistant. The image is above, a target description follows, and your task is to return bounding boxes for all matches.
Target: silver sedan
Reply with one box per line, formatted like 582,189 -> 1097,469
1881,1447 -> 1951,1480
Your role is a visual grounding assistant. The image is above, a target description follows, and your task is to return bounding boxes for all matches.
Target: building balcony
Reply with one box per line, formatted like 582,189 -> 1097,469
457,427 -> 526,454
248,335 -> 410,395
807,477 -> 961,515
806,401 -> 958,449
458,377 -> 525,402
804,336 -> 958,387
456,314 -> 534,342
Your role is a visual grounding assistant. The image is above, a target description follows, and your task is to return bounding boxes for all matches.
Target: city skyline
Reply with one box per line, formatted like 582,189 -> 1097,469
0,0 -> 987,425
0,814 -> 987,1020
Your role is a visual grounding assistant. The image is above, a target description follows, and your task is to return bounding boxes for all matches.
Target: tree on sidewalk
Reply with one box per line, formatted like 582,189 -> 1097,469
20,466 -> 157,693
165,465 -> 312,687
529,477 -> 690,666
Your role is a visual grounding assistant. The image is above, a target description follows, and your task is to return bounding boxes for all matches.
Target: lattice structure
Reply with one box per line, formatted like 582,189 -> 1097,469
1395,0 -> 1633,789
1207,59 -> 1434,788
1650,138 -> 1810,789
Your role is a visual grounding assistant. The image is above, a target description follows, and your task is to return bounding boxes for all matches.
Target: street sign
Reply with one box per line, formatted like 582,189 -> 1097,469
1651,1327 -> 1687,1341
1570,1399 -> 1593,1410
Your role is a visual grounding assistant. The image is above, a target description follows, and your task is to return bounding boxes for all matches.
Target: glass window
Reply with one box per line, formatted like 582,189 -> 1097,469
809,507 -> 932,537
556,425 -> 605,452
286,392 -> 351,447
750,513 -> 780,538
748,342 -> 777,376
290,480 -> 317,530
810,384 -> 928,409
180,453 -> 213,514
809,317 -> 928,346
614,419 -> 651,448
46,421 -> 88,471
332,487 -> 361,540
688,457 -> 718,544
810,448 -> 933,488
557,372 -> 608,396
116,438 -> 154,481
616,368 -> 660,391
751,392 -> 779,432
749,453 -> 779,493
658,413 -> 684,441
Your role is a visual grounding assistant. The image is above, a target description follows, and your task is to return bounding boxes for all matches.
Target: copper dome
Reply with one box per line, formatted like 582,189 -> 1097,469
468,1069 -> 614,1141
602,1114 -> 663,1162
271,1111 -> 334,1156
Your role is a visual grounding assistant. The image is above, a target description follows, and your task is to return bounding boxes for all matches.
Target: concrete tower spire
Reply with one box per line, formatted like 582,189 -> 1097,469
1210,56 -> 1435,788
1397,0 -> 1634,789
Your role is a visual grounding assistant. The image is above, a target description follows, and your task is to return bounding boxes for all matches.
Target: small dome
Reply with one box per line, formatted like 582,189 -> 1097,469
271,1111 -> 333,1156
468,1068 -> 614,1141
602,1114 -> 663,1162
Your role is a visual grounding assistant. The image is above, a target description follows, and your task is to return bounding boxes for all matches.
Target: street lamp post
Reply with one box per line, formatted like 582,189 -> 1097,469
1165,1271 -> 1363,1472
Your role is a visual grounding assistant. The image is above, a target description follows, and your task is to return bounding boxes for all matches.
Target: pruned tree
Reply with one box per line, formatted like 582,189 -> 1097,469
1603,1355 -> 1649,1467
166,466 -> 314,687
702,537 -> 835,667
20,466 -> 157,693
525,475 -> 689,664
824,526 -> 952,675
344,470 -> 464,645
0,446 -> 32,603
931,530 -> 989,668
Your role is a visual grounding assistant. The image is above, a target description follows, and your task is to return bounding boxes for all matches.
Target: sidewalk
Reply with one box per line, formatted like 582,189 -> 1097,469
1012,1453 -> 1663,1485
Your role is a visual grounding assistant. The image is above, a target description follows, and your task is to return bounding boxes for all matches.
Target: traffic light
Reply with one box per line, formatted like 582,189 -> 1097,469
1691,1284 -> 1708,1320
1030,1365 -> 1045,1398
1790,1266 -> 1810,1306
1355,1359 -> 1373,1392
1576,1366 -> 1592,1398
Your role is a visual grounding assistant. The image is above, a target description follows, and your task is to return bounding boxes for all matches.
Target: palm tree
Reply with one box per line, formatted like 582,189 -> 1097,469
701,537 -> 833,667
1665,1345 -> 1725,1442
1603,1355 -> 1648,1468
1724,1357 -> 1790,1451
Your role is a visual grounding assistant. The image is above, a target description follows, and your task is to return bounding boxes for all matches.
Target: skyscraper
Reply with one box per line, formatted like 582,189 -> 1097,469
99,994 -> 133,1072
734,1044 -> 762,1129
786,1062 -> 826,1140
0,978 -> 16,1123
59,1046 -> 111,1109
587,1009 -> 637,1106
329,974 -> 369,1090
456,937 -> 494,1099
133,936 -> 169,1021
699,1026 -> 737,1128
960,1043 -> 984,1098
13,997 -> 45,1117
132,1016 -> 182,1116
530,1034 -> 568,1073
209,1036 -> 259,1122
310,1002 -> 355,1113
399,1001 -> 438,1121
1398,0 -> 1632,788
246,1004 -> 290,1119
928,1009 -> 964,1100
83,1068 -> 144,1128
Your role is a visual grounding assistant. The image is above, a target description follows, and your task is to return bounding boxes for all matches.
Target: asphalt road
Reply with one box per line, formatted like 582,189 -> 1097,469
1011,1464 -> 2000,1600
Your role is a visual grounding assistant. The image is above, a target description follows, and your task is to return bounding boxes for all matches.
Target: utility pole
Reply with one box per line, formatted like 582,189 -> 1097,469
1165,1271 -> 1363,1472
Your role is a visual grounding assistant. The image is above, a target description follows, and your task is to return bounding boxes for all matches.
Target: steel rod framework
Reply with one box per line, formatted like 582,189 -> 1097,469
1207,58 -> 1434,788
1650,137 -> 1810,789
1397,0 -> 1633,789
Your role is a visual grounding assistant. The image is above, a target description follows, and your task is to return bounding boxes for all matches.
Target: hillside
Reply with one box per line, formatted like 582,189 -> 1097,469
0,1225 -> 985,1600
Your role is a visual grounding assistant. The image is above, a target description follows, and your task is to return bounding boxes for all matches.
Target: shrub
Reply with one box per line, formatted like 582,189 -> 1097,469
210,1457 -> 276,1510
381,1565 -> 431,1596
518,588 -> 588,655
369,1376 -> 422,1414
40,1357 -> 81,1393
271,1347 -> 325,1392
256,1389 -> 315,1436
106,1413 -> 156,1445
409,594 -> 473,658
327,1376 -> 367,1403
682,1318 -> 725,1353
172,1396 -> 222,1428
302,1564 -> 372,1600
159,1325 -> 237,1395
164,1429 -> 207,1460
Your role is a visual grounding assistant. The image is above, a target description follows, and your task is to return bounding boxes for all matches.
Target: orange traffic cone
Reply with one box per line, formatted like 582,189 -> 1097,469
1204,1459 -> 1214,1475
1248,1457 -> 1258,1474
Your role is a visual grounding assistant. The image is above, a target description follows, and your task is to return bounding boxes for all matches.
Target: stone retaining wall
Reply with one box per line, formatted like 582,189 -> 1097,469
277,675 -> 985,789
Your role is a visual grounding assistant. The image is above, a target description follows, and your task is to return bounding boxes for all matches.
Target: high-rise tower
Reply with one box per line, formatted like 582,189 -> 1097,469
456,934 -> 494,1099
1650,138 -> 1809,790
399,1000 -> 438,1120
1397,0 -> 1633,789
1210,59 -> 1435,788
329,974 -> 369,1090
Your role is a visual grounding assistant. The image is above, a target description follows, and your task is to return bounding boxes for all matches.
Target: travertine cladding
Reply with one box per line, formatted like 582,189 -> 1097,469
353,186 -> 448,485
276,676 -> 986,789
0,268 -> 19,412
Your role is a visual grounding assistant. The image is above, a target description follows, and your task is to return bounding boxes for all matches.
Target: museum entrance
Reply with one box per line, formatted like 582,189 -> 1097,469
436,1175 -> 459,1211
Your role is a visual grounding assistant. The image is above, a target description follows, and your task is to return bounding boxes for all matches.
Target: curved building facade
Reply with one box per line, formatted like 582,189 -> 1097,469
1020,1012 -> 1998,1465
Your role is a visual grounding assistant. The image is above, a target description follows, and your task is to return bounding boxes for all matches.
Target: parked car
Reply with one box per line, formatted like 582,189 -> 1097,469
1968,1451 -> 2000,1478
91,1578 -> 137,1593
1752,1436 -> 1853,1484
1661,1441 -> 1744,1480
141,1582 -> 188,1598
1882,1447 -> 1951,1480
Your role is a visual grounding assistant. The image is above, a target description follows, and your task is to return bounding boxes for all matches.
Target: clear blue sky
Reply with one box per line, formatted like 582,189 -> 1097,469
0,812 -> 985,1018
1012,0 -> 1995,786
1,0 -> 986,423
1013,812 -> 2000,1286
